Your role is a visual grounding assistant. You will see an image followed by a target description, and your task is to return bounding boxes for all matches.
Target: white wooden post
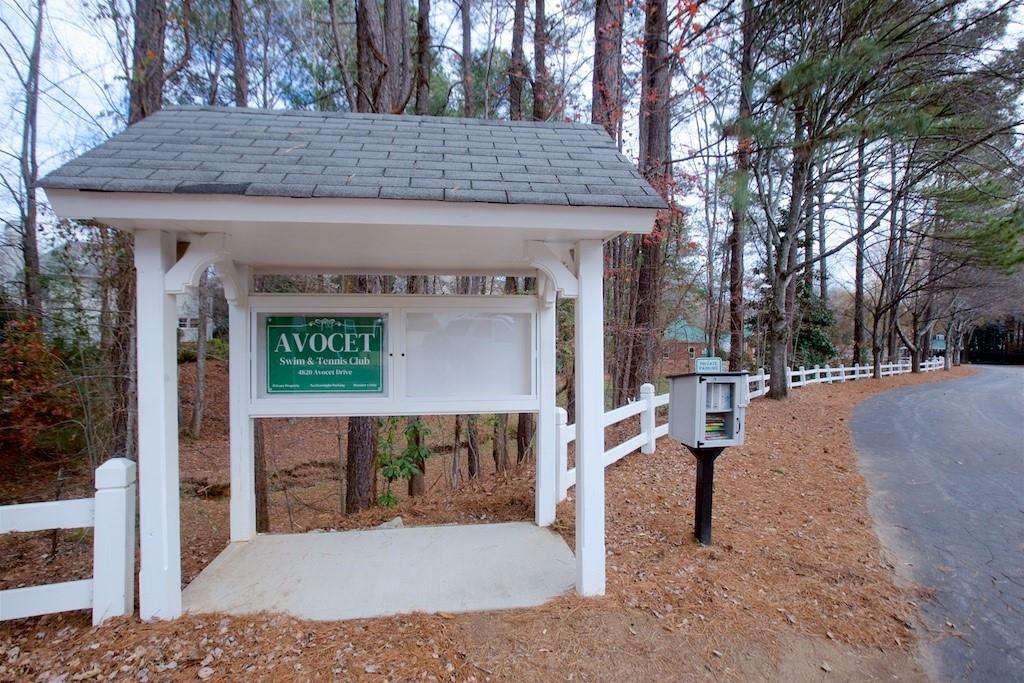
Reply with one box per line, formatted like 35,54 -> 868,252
574,239 -> 605,596
839,363 -> 846,382
813,365 -> 820,384
535,277 -> 557,527
134,229 -> 182,620
555,407 -> 569,502
759,367 -> 766,395
640,383 -> 656,454
92,458 -> 136,625
229,267 -> 255,542
798,365 -> 805,386
786,366 -> 792,389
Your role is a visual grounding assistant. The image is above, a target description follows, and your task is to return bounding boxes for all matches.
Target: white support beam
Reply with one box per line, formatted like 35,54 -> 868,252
535,275 -> 557,527
135,230 -> 182,619
525,241 -> 578,299
229,266 -> 255,541
574,239 -> 605,596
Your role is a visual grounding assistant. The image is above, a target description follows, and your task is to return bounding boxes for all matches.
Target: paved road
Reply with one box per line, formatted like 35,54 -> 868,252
852,366 -> 1024,682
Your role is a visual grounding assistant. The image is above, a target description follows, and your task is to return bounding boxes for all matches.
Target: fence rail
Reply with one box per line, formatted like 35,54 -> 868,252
558,357 -> 944,500
0,458 -> 137,625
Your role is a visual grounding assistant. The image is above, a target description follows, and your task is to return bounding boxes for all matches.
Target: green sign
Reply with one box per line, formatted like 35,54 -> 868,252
695,356 -> 723,373
266,315 -> 385,394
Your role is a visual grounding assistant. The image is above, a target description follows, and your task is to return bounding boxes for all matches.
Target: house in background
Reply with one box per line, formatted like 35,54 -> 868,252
7,239 -> 215,344
661,320 -> 728,375
175,291 -> 214,343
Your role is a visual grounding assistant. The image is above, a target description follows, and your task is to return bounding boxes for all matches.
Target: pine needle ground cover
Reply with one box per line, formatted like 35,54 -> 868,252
1,366 -> 974,681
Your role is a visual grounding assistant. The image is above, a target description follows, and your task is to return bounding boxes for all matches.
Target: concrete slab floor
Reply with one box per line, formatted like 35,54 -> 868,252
182,522 -> 575,621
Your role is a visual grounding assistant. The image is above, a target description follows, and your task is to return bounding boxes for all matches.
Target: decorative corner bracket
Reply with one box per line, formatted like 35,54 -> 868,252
164,233 -> 247,306
216,260 -> 248,307
525,241 -> 578,300
164,234 -> 228,295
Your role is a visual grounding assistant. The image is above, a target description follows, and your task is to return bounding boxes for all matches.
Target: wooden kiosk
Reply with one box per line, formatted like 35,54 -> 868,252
41,107 -> 663,620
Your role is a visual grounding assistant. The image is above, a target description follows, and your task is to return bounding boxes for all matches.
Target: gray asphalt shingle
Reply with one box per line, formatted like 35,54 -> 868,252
39,106 -> 667,210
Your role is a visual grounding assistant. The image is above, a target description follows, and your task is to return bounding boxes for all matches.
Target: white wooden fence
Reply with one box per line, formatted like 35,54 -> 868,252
557,357 -> 945,500
0,458 -> 136,625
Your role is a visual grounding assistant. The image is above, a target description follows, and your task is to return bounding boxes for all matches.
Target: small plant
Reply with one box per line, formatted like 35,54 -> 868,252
376,417 -> 433,507
208,337 -> 229,360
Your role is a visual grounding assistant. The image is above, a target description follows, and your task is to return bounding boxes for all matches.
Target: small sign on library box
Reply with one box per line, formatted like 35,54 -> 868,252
694,356 -> 723,373
266,315 -> 384,394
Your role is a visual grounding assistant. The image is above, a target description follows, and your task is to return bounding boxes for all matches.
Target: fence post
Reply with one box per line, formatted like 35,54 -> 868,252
758,368 -> 767,395
92,458 -> 137,626
555,407 -> 569,502
786,367 -> 792,389
640,383 -> 656,454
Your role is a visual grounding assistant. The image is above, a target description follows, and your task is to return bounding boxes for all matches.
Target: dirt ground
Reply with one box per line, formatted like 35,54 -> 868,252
1,364 -> 975,681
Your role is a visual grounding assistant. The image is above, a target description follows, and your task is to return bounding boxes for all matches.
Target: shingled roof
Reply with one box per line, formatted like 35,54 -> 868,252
40,106 -> 666,210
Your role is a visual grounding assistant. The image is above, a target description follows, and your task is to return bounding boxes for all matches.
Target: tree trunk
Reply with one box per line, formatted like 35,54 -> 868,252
766,283 -> 790,399
19,0 -> 44,320
467,415 -> 480,477
817,162 -> 827,301
407,417 -> 425,496
728,0 -> 754,372
407,276 -> 427,495
493,414 -> 509,472
516,413 -> 533,464
355,0 -> 389,112
414,0 -> 431,114
345,276 -> 378,510
767,101 -> 811,399
254,420 -> 269,532
461,0 -> 474,117
591,0 -> 623,138
130,0 -> 167,123
451,414 -> 463,488
382,0 -> 412,113
852,132 -> 866,365
109,0 -> 174,460
229,0 -> 248,106
345,415 -> 376,512
336,417 -> 346,510
327,0 -> 358,111
509,0 -> 527,120
532,0 -> 548,120
189,270 -> 209,438
629,0 -> 671,397
802,165 -> 814,292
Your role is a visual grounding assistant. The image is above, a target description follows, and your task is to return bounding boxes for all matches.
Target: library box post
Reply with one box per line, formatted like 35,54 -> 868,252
667,371 -> 749,545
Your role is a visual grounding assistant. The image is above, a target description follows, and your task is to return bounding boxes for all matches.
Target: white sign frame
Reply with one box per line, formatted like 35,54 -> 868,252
247,294 -> 540,417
